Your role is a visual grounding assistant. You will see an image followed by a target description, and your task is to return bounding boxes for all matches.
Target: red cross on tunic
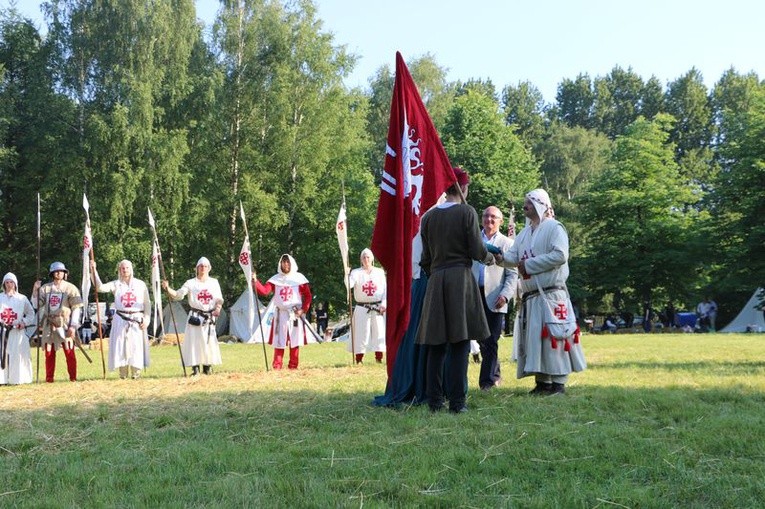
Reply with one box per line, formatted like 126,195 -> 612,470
0,308 -> 18,325
49,294 -> 61,308
83,235 -> 91,249
554,302 -> 568,320
337,221 -> 344,231
362,280 -> 377,297
239,252 -> 250,266
197,289 -> 213,305
279,286 -> 293,300
121,291 -> 137,308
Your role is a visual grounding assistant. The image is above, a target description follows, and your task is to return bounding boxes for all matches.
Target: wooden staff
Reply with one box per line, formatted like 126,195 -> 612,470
240,202 -> 269,372
83,196 -> 105,377
148,209 -> 187,377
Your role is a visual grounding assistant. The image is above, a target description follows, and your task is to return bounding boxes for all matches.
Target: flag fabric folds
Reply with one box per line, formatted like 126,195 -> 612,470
370,52 -> 457,378
151,238 -> 164,338
81,194 -> 92,319
239,204 -> 256,340
336,202 -> 350,290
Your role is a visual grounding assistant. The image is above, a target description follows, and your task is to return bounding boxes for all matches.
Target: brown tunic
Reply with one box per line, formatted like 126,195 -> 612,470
416,203 -> 493,345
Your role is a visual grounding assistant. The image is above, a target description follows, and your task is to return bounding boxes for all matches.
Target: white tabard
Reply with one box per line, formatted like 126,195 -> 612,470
176,277 -> 223,366
99,278 -> 151,371
0,293 -> 36,384
348,267 -> 386,354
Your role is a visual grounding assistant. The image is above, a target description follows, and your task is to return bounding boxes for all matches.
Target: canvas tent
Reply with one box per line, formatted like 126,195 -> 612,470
161,301 -> 228,336
720,288 -> 765,333
229,290 -> 266,342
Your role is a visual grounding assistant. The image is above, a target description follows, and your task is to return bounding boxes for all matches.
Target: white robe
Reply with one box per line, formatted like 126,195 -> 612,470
176,277 -> 223,366
98,278 -> 151,371
0,292 -> 36,384
348,266 -> 386,354
503,219 -> 586,378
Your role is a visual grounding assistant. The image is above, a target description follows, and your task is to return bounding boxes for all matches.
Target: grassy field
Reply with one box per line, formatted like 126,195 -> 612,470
1,333 -> 764,508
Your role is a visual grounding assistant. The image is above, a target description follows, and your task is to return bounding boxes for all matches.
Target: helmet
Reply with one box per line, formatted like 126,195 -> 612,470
49,261 -> 68,275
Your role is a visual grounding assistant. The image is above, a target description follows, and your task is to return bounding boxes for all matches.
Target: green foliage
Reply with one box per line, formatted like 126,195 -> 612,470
440,89 -> 540,213
577,115 -> 704,308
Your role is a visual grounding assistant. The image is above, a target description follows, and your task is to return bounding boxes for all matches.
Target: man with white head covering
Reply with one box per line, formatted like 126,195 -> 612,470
33,262 -> 83,382
252,254 -> 313,369
498,189 -> 586,395
91,259 -> 151,379
0,273 -> 36,384
348,248 -> 387,364
163,257 -> 224,376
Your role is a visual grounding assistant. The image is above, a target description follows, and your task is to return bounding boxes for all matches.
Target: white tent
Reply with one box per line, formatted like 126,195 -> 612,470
720,288 -> 765,333
162,301 -> 188,334
229,290 -> 266,342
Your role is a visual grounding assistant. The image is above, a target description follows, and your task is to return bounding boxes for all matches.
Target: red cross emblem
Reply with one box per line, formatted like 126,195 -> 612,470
239,252 -> 250,266
554,302 -> 568,320
83,235 -> 91,249
152,254 -> 158,267
362,280 -> 377,296
337,221 -> 344,231
50,295 -> 61,308
279,287 -> 293,300
0,308 -> 18,325
121,291 -> 137,308
198,289 -> 213,305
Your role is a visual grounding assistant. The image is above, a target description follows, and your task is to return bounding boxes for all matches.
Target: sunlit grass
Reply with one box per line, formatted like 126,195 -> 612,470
1,333 -> 764,507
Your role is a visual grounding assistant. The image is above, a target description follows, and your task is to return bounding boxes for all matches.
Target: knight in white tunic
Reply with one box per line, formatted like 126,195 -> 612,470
92,260 -> 151,379
163,257 -> 224,376
499,189 -> 586,395
0,273 -> 36,385
253,254 -> 313,370
348,248 -> 386,364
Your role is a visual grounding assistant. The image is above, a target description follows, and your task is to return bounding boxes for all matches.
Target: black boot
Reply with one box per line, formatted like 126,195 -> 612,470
191,365 -> 200,376
529,382 -> 552,395
202,365 -> 212,375
549,382 -> 566,395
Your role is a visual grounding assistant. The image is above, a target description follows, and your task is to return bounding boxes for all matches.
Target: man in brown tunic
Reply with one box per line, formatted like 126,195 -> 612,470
416,167 -> 495,413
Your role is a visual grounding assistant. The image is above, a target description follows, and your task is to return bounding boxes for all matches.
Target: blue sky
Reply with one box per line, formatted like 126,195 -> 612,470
8,0 -> 764,102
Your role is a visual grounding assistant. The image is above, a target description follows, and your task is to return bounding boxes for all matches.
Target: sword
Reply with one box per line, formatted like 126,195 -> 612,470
56,326 -> 93,363
0,324 -> 10,370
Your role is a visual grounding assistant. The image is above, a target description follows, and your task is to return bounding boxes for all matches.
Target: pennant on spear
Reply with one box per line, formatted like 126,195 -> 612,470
239,202 -> 269,371
148,208 -> 187,377
336,200 -> 355,361
150,237 -> 164,340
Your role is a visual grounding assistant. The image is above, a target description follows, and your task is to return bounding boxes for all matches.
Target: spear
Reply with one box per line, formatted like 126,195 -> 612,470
83,194 -> 105,377
240,202 -> 269,371
35,193 -> 41,383
336,198 -> 355,363
148,208 -> 187,377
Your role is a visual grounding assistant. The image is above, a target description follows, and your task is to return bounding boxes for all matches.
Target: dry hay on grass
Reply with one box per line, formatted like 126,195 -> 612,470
153,333 -> 185,346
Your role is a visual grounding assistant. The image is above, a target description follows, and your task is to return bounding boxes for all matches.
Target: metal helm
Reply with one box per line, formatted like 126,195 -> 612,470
49,261 -> 68,275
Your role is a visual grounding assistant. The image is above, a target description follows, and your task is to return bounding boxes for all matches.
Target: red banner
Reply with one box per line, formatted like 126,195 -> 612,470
371,52 -> 456,378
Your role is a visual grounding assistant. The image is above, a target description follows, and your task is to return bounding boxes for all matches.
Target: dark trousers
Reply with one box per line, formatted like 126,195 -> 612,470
425,340 -> 470,411
478,293 -> 504,389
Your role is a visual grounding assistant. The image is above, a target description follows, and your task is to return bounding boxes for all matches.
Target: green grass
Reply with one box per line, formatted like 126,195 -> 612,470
2,333 -> 764,508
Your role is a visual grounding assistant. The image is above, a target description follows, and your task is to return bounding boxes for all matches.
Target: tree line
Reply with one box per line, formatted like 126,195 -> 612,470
1,0 -> 763,327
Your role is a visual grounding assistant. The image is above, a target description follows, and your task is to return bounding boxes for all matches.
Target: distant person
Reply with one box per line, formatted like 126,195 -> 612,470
707,297 -> 718,332
348,248 -> 386,364
601,315 -> 618,333
662,302 -> 676,329
696,297 -> 715,332
315,302 -> 329,335
498,189 -> 586,395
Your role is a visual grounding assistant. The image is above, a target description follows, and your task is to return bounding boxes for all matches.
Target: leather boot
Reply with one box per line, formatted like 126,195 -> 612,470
355,353 -> 364,364
191,365 -> 200,376
63,345 -> 77,381
119,366 -> 129,379
45,346 -> 56,383
375,352 -> 383,363
288,347 -> 299,369
202,365 -> 212,375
